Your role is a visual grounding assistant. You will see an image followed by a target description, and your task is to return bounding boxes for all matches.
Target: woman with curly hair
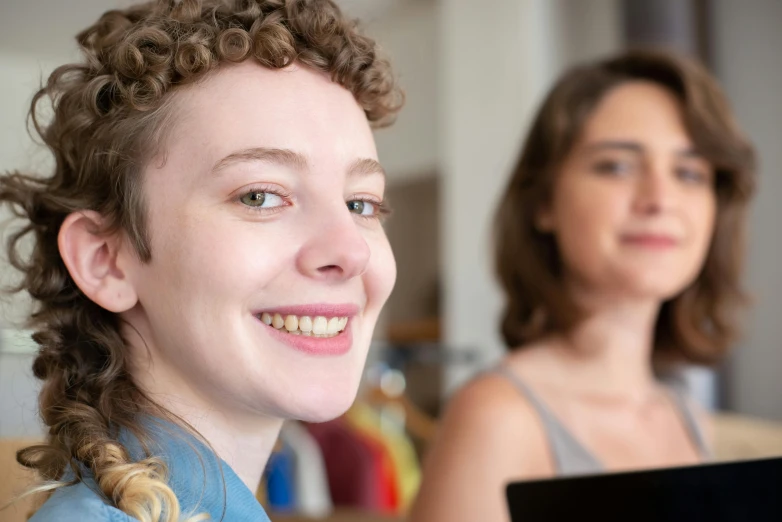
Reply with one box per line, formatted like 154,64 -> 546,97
1,0 -> 402,520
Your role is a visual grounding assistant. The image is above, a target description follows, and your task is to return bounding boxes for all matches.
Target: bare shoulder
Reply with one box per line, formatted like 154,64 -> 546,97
409,369 -> 552,522
435,352 -> 555,470
442,370 -> 541,439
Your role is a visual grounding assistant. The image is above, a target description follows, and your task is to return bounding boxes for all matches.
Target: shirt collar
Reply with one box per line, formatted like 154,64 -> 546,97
120,417 -> 271,522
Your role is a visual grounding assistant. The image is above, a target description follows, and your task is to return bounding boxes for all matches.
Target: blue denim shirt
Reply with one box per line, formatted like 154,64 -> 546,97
29,419 -> 271,522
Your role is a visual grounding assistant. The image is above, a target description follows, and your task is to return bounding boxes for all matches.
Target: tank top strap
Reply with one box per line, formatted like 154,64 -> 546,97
493,365 -> 603,476
665,385 -> 713,460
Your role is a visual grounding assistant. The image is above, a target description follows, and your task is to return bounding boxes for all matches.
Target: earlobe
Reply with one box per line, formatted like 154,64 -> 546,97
58,211 -> 139,313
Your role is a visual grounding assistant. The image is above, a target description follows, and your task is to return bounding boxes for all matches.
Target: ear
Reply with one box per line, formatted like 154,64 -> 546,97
58,211 -> 139,313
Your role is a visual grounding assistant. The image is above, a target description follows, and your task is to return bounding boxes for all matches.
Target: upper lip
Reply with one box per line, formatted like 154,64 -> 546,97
254,303 -> 360,317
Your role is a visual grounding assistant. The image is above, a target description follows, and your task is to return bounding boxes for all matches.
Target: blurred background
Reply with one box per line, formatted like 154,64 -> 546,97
1,0 -> 781,520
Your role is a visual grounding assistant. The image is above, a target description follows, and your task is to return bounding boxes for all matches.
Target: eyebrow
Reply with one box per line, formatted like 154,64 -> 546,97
211,147 -> 386,178
348,157 -> 386,179
584,140 -> 704,159
211,147 -> 308,174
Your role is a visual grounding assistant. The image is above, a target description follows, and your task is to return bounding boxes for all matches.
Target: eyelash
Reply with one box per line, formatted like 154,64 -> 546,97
676,167 -> 710,184
236,186 -> 390,221
348,194 -> 392,221
235,184 -> 292,215
593,158 -> 636,176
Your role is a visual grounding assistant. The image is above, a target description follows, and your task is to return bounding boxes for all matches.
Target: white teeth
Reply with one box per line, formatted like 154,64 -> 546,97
327,317 -> 340,335
284,315 -> 298,332
260,312 -> 350,338
298,316 -> 313,332
312,316 -> 328,335
272,313 -> 284,329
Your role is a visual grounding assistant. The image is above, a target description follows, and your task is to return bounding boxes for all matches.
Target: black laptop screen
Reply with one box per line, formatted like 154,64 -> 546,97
506,457 -> 782,522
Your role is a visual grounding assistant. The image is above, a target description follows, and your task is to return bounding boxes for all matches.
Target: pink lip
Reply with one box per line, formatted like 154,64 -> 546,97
621,234 -> 679,248
253,303 -> 359,357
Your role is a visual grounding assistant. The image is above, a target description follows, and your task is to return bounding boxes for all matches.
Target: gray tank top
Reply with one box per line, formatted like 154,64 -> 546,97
495,365 -> 712,476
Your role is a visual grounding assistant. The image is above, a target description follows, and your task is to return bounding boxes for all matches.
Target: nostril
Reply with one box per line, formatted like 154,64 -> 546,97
318,265 -> 341,273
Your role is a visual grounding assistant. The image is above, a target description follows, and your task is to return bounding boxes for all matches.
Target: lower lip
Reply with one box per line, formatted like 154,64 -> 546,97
621,236 -> 678,249
257,317 -> 354,356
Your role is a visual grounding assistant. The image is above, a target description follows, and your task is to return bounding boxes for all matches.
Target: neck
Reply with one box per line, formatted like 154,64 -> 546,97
551,290 -> 662,402
127,341 -> 281,492
163,395 -> 283,492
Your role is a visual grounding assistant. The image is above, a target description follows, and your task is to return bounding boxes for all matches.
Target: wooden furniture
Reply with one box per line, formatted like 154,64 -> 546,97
712,413 -> 782,462
0,438 -> 41,522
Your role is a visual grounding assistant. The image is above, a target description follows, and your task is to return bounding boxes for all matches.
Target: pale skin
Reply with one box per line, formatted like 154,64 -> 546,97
57,61 -> 396,492
411,81 -> 717,522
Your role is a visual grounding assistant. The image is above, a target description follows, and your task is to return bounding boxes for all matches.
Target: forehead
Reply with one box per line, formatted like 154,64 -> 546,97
580,81 -> 691,145
162,61 -> 377,172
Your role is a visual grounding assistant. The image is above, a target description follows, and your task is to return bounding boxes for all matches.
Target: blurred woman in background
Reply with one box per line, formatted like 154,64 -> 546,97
411,49 -> 756,522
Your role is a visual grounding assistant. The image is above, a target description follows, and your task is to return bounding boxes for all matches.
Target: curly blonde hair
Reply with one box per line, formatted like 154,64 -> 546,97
1,1 -> 402,521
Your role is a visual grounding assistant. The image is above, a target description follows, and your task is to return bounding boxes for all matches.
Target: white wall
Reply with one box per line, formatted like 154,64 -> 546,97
0,330 -> 40,438
368,0 -> 439,182
0,51 -> 67,331
0,353 -> 40,437
711,0 -> 782,419
438,0 -> 621,392
0,51 -> 57,437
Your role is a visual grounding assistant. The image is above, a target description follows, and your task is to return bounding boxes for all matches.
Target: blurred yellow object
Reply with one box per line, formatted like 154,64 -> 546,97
345,403 -> 422,513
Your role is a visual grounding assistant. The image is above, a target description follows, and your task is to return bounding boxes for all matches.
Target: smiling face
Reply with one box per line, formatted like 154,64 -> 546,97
539,81 -> 717,303
120,61 -> 396,422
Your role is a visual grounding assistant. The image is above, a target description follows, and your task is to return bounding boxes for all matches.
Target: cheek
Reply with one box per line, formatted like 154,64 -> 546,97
697,195 -> 717,236
687,194 -> 718,252
365,232 -> 396,310
147,212 -> 289,304
555,186 -> 624,257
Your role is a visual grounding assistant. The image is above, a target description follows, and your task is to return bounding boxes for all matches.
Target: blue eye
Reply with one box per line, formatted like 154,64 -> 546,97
347,200 -> 376,216
240,191 -> 285,208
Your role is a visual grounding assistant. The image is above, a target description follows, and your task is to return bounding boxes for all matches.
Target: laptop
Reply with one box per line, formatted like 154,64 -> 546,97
506,457 -> 782,522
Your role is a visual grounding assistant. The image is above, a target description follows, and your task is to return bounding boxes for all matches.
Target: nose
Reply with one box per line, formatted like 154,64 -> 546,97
633,164 -> 676,216
296,206 -> 371,282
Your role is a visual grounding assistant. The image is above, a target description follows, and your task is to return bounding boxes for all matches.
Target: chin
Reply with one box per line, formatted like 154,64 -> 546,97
618,272 -> 696,301
292,394 -> 357,423
281,373 -> 362,423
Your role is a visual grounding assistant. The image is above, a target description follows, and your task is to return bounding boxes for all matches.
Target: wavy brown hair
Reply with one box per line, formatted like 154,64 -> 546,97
0,1 -> 401,521
495,49 -> 755,364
